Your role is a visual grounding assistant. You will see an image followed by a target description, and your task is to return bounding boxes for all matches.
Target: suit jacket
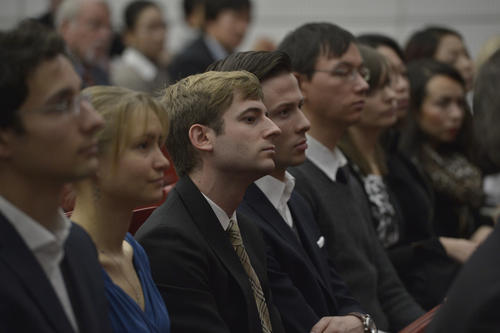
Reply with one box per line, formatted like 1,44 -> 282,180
289,160 -> 424,331
427,222 -> 500,333
238,183 -> 363,333
168,35 -> 216,82
135,176 -> 285,333
0,213 -> 112,333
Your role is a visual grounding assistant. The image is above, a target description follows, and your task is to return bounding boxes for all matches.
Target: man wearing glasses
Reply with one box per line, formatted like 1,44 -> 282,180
0,20 -> 112,332
278,23 -> 424,332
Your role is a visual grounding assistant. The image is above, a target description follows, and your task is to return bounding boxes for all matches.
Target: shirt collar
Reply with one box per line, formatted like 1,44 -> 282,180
255,172 -> 295,210
305,134 -> 347,182
202,193 -> 236,231
204,35 -> 229,61
0,196 -> 71,252
120,47 -> 158,81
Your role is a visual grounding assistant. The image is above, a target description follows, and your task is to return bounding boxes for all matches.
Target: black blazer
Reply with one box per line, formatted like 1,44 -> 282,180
168,35 -> 216,82
238,183 -> 363,333
427,222 -> 500,333
0,214 -> 112,333
135,176 -> 285,333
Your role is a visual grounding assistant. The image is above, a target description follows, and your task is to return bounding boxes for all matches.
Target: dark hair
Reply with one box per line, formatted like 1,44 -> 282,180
124,0 -> 159,31
404,26 -> 462,63
358,45 -> 390,94
0,19 -> 67,129
204,0 -> 251,22
207,50 -> 291,82
400,59 -> 473,157
278,22 -> 355,79
357,33 -> 405,62
473,49 -> 500,170
183,0 -> 205,18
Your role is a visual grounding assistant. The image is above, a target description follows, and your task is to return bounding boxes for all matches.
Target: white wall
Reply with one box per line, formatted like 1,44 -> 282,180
1,0 -> 499,60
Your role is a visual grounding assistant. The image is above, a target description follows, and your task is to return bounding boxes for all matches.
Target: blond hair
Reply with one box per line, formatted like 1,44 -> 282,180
82,85 -> 169,167
160,70 -> 262,176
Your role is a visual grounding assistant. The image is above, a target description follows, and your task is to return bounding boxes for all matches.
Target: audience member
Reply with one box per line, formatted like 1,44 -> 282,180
169,0 -> 206,55
475,35 -> 500,72
339,45 -> 460,310
278,22 -> 424,331
71,86 -> 171,332
0,20 -> 111,333
36,0 -> 63,28
135,71 -> 285,333
209,50 -> 373,333
111,0 -> 169,93
168,0 -> 252,82
400,59 -> 492,244
357,33 -> 409,122
427,48 -> 500,333
56,0 -> 112,87
404,26 -> 474,91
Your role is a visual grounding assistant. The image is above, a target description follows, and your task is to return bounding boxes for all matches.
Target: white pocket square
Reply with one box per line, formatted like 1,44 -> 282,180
316,236 -> 325,248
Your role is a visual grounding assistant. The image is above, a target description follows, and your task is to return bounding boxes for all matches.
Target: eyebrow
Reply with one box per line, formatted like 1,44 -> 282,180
43,87 -> 75,106
270,98 -> 304,112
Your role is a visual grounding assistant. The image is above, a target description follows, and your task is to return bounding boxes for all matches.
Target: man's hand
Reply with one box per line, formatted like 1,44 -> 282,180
310,315 -> 364,333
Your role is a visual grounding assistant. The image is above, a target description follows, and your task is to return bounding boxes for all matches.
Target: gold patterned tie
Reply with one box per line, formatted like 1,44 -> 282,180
227,218 -> 273,333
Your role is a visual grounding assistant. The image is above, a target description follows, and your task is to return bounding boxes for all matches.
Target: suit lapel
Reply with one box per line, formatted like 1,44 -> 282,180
0,214 -> 74,333
287,194 -> 333,293
243,184 -> 329,287
174,177 -> 256,307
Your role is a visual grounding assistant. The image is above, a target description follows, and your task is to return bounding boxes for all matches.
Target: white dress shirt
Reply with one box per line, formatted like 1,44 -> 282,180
0,196 -> 79,332
255,172 -> 295,228
202,193 -> 235,231
305,133 -> 348,182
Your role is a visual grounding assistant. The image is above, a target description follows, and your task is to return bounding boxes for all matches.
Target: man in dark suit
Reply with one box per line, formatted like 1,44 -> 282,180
168,0 -> 252,82
135,70 -> 285,333
209,51 -> 373,333
0,20 -> 111,333
277,23 -> 425,332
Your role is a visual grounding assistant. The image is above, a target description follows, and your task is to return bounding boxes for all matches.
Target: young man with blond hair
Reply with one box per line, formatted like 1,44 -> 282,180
136,70 -> 285,333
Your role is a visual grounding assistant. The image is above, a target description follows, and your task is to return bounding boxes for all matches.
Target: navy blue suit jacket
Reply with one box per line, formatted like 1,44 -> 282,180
238,183 -> 363,333
0,213 -> 112,333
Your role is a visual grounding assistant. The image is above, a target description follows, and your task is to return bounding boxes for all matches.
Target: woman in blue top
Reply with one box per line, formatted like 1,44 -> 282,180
71,85 -> 170,332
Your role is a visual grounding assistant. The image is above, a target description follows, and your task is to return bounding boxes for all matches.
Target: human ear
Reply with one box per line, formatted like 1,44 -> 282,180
0,129 -> 14,159
188,124 -> 214,152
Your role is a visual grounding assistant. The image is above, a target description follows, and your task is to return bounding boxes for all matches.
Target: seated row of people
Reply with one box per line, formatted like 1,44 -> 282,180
2,17 -> 499,333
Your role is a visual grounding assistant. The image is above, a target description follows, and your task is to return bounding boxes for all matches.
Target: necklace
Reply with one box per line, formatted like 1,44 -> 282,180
99,249 -> 144,308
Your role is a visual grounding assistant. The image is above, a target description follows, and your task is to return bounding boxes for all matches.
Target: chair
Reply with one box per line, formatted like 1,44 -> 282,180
129,206 -> 158,235
398,304 -> 441,333
65,205 -> 159,235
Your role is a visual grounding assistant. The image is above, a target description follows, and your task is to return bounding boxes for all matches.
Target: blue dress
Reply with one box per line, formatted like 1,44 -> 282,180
103,233 -> 170,333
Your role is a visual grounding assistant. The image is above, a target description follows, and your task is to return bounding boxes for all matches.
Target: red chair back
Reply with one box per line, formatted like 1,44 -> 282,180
398,304 -> 441,333
129,206 -> 158,235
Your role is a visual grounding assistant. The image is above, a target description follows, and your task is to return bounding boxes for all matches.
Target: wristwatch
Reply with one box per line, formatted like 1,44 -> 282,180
348,312 -> 377,333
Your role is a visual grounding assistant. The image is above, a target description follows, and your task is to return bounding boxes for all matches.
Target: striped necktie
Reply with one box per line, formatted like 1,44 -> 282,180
227,218 -> 273,333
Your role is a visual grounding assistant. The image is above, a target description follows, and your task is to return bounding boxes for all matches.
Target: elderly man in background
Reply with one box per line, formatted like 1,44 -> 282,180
56,0 -> 112,87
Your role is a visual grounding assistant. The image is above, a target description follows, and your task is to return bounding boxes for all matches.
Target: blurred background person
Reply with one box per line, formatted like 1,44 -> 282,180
405,26 -> 475,92
56,0 -> 112,87
339,45 -> 460,310
36,0 -> 63,29
169,0 -> 206,56
168,0 -> 252,82
427,48 -> 500,333
111,0 -> 169,93
400,59 -> 493,253
71,86 -> 170,333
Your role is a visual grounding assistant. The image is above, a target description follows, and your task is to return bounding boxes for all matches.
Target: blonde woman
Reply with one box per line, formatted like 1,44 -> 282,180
71,86 -> 170,332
